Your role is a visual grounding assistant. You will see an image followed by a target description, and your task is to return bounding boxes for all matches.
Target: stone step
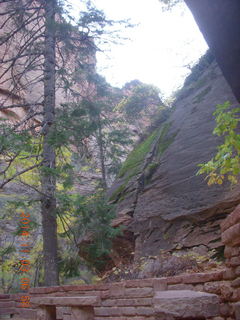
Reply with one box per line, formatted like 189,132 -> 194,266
153,290 -> 220,319
17,308 -> 37,319
0,307 -> 16,316
31,296 -> 100,307
0,295 -> 10,300
0,301 -> 15,308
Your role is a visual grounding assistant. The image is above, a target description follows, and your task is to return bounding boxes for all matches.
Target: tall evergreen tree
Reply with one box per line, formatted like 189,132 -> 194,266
86,75 -> 134,188
0,0 -> 128,285
41,0 -> 58,286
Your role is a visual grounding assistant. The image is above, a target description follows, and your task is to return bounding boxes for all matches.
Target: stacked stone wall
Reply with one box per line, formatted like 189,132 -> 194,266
0,294 -> 16,318
2,204 -> 240,319
0,270 -> 229,320
221,204 -> 240,319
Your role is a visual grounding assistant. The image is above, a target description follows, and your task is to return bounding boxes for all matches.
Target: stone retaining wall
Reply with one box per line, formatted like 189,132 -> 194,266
1,204 -> 240,320
0,294 -> 15,318
0,270 -> 230,320
221,204 -> 240,319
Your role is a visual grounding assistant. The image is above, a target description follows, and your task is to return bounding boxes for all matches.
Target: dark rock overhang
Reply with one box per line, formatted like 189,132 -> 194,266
185,0 -> 240,102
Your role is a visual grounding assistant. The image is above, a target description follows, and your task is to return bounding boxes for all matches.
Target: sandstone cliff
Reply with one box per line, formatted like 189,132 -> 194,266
109,52 -> 240,261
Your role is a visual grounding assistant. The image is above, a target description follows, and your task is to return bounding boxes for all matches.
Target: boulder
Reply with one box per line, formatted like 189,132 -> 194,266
154,290 -> 220,319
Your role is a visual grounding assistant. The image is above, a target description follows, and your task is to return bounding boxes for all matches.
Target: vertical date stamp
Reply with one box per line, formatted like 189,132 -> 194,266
17,212 -> 32,308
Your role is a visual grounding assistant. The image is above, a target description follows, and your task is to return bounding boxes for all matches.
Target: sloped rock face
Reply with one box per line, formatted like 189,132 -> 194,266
109,56 -> 240,260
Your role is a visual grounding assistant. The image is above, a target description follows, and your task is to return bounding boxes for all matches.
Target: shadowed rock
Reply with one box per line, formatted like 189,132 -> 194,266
185,0 -> 240,102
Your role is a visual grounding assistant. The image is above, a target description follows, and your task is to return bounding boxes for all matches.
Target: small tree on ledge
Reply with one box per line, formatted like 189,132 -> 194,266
197,101 -> 240,185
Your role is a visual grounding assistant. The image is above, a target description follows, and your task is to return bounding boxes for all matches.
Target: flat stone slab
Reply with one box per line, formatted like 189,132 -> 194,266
0,307 -> 16,316
154,290 -> 219,319
234,302 -> 240,320
31,296 -> 99,307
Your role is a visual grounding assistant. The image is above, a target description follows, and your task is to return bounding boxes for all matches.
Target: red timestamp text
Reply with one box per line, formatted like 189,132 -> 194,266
18,212 -> 32,308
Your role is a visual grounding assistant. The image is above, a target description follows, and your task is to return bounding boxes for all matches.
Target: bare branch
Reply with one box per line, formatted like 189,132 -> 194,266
0,102 -> 43,111
57,212 -> 78,246
0,52 -> 43,64
12,111 -> 43,131
0,5 -> 43,16
0,162 -> 41,189
17,178 -> 46,197
0,12 -> 43,46
0,152 -> 20,175
0,32 -> 44,84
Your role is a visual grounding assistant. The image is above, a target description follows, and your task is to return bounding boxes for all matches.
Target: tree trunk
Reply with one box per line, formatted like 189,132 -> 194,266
97,114 -> 107,190
41,0 -> 59,286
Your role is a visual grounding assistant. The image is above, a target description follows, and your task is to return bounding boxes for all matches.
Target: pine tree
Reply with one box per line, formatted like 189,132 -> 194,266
0,0 -> 128,285
85,75 -> 134,188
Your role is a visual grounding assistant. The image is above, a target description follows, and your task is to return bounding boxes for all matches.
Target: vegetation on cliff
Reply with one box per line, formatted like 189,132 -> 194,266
109,117 -> 178,203
173,50 -> 215,102
198,101 -> 240,185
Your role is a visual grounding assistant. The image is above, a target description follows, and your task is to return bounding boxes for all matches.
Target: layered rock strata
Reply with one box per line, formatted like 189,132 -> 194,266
109,55 -> 240,260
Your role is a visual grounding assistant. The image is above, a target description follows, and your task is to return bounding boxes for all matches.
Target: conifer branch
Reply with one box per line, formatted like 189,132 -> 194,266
0,162 -> 41,189
17,178 -> 46,197
0,102 -> 43,110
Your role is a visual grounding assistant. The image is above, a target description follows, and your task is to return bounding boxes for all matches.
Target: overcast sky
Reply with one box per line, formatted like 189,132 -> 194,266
71,0 -> 208,98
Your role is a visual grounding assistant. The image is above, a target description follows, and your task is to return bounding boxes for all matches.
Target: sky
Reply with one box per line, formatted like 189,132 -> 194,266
70,0 -> 208,98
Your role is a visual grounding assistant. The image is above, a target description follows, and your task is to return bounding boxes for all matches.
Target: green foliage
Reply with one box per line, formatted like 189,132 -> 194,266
108,180 -> 129,202
197,101 -> 240,185
116,83 -> 162,120
173,50 -> 215,102
118,129 -> 159,178
118,119 -> 175,181
144,122 -> 177,184
104,128 -> 133,177
55,101 -> 98,147
77,196 -> 120,271
184,51 -> 215,87
82,74 -> 134,183
144,161 -> 159,183
0,0 -> 135,286
111,114 -> 177,200
57,192 -> 121,271
0,199 -> 42,292
0,78 -> 134,285
156,122 -> 172,158
0,125 -> 32,154
59,254 -> 82,279
0,124 -> 41,190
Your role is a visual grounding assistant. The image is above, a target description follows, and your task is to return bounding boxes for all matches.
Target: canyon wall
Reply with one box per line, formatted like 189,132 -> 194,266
109,54 -> 240,260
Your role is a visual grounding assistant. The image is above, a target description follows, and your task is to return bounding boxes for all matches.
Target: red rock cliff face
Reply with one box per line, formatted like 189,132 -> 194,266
109,56 -> 240,260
